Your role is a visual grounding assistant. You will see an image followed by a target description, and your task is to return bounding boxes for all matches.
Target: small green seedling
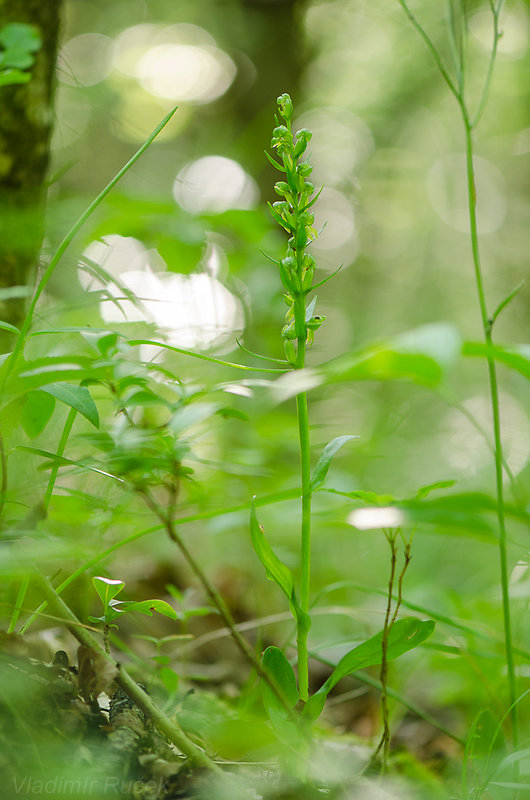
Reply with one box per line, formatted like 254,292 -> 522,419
89,575 -> 178,652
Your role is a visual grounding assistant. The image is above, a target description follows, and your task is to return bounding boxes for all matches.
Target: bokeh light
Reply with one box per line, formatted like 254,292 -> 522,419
112,22 -> 236,104
78,235 -> 244,351
58,33 -> 113,86
173,156 -> 259,214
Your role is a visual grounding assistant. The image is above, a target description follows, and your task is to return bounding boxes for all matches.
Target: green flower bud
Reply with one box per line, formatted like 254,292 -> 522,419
277,93 -> 293,121
297,162 -> 313,177
294,129 -> 312,158
271,125 -> 291,145
282,321 -> 297,340
274,181 -> 291,197
284,338 -> 297,365
281,256 -> 296,271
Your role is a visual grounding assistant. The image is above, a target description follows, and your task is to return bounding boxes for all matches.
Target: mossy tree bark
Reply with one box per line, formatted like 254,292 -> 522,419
0,0 -> 62,334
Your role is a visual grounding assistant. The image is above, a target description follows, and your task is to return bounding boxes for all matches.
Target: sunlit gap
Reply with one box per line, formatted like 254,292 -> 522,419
78,235 -> 244,356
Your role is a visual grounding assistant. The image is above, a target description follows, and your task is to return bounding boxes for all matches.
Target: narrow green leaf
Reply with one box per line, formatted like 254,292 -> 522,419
310,435 -> 358,492
41,383 -> 99,428
0,320 -> 20,334
262,646 -> 299,708
304,618 -> 434,722
21,390 -> 56,439
124,599 -> 179,620
415,480 -> 456,500
250,503 -> 294,602
491,281 -> 525,325
127,339 -> 287,374
264,150 -> 286,172
16,445 -> 125,483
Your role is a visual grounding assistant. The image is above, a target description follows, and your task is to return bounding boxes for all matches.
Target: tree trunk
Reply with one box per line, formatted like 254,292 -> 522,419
0,0 -> 62,334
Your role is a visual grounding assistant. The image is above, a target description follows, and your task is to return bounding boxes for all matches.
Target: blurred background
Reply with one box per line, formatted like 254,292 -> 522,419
3,0 -> 530,766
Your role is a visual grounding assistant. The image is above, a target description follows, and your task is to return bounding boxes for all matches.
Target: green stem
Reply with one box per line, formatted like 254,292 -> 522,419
293,297 -> 312,702
296,388 -> 311,701
462,120 -> 517,748
471,0 -> 505,128
7,576 -> 30,634
397,0 -> 460,101
398,0 -> 518,752
43,406 -> 77,511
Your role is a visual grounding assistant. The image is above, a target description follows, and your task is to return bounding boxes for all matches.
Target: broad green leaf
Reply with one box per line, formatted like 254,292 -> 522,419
310,435 -> 358,492
0,23 -> 41,53
21,390 -> 56,439
0,69 -> 31,86
41,383 -> 99,428
399,492 -> 530,540
124,599 -> 179,620
463,341 -> 530,380
92,576 -> 125,607
159,666 -> 179,694
303,618 -> 435,722
250,503 -> 294,603
323,323 -> 461,387
262,646 -> 299,708
3,356 -> 99,403
0,50 -> 33,69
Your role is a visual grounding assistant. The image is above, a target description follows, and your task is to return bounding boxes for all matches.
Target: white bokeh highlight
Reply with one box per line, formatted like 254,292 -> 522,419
173,156 -> 259,214
78,235 -> 244,351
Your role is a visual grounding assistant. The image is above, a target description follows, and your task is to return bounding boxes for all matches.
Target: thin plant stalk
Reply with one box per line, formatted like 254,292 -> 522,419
462,117 -> 518,746
268,97 -> 323,702
296,370 -> 312,701
43,406 -> 77,510
371,530 -> 412,770
397,0 -> 518,748
7,576 -> 30,634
